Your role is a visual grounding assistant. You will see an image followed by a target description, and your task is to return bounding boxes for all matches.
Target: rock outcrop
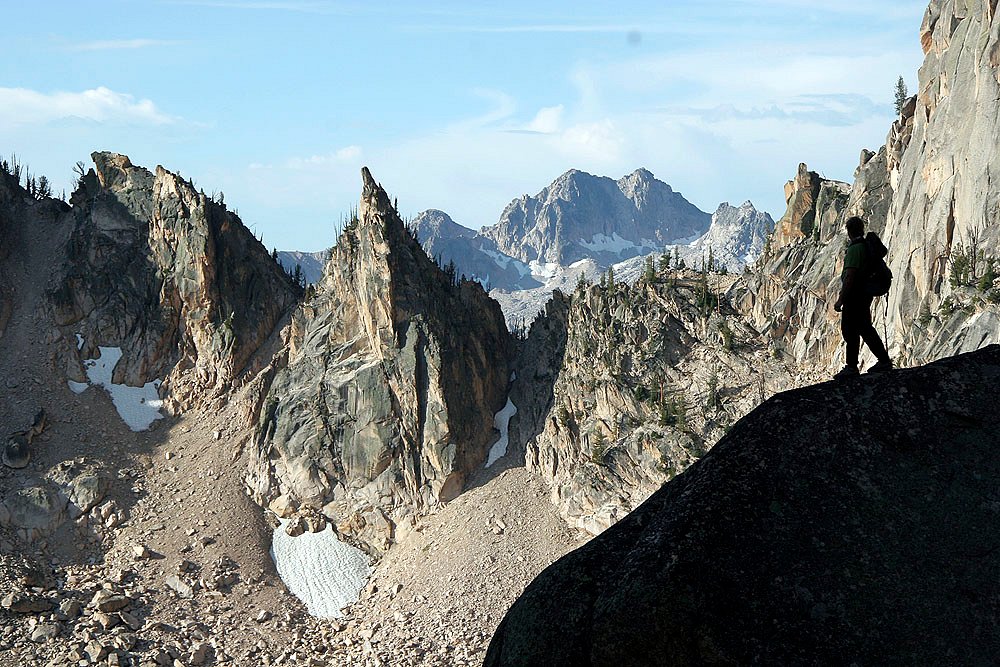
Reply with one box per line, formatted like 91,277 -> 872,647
480,168 -> 710,266
736,0 -> 1000,374
248,168 -> 513,553
521,267 -> 792,534
487,345 -> 1000,666
50,152 -> 300,411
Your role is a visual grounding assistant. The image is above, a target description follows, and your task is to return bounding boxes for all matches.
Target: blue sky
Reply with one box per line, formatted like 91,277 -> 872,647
3,1 -> 927,251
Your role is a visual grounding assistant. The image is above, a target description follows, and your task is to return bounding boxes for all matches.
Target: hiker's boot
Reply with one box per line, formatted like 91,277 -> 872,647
833,365 -> 859,379
867,359 -> 893,373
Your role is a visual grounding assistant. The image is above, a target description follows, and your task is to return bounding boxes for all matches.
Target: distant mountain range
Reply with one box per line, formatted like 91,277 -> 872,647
276,249 -> 327,285
280,167 -> 774,324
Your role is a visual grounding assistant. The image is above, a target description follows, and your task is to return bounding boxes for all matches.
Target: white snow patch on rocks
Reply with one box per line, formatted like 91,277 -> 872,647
271,520 -> 372,619
71,345 -> 164,431
486,398 -> 518,467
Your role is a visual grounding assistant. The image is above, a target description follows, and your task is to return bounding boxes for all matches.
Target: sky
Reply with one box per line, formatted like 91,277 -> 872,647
2,1 -> 928,251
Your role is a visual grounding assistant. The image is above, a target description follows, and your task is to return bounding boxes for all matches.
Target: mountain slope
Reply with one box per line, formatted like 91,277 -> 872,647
51,152 -> 300,411
480,168 -> 710,266
411,209 -> 539,291
487,345 -> 1000,666
277,249 -> 327,285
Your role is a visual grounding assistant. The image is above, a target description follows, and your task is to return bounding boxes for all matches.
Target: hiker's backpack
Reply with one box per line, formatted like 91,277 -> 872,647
862,231 -> 892,297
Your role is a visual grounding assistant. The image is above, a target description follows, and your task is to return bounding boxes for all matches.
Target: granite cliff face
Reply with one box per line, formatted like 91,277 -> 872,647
736,0 -> 1000,373
248,169 -> 513,553
49,152 -> 299,411
480,168 -> 710,266
516,267 -> 792,534
487,345 -> 1000,666
882,0 -> 1000,363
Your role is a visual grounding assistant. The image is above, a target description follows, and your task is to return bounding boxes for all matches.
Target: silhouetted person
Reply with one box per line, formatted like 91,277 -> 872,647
833,216 -> 892,378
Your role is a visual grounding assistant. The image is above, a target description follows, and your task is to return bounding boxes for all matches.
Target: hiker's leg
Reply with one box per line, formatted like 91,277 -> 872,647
857,298 -> 890,362
841,306 -> 860,368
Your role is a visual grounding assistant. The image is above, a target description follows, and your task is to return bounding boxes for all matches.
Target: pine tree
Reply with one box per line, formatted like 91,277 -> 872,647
894,76 -> 908,115
643,255 -> 656,283
37,175 -> 51,198
659,251 -> 670,274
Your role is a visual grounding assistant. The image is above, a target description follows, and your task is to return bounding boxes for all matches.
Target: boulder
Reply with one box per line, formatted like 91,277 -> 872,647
487,345 -> 1000,666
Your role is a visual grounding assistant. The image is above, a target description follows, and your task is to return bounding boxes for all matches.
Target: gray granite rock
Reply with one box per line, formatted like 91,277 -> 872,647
248,168 -> 512,553
488,345 -> 1000,666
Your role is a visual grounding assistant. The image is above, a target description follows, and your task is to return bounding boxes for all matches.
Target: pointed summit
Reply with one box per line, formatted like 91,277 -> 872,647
481,167 -> 708,265
251,171 -> 513,552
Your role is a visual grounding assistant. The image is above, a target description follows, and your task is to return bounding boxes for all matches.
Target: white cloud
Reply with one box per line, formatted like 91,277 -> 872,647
526,105 -> 564,134
0,87 -> 175,126
68,39 -> 180,51
467,88 -> 517,127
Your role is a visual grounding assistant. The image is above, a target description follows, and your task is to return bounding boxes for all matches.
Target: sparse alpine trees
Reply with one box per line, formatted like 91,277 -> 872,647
894,76 -> 908,115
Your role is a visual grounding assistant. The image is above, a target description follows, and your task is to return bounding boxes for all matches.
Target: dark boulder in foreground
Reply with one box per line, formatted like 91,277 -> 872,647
487,345 -> 1000,666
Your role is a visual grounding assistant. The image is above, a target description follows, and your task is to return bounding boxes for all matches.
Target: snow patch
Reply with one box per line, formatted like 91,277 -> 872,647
271,519 -> 371,619
73,346 -> 164,431
529,260 -> 561,279
486,398 -> 518,467
579,232 -> 639,254
483,249 -> 532,278
75,333 -> 84,350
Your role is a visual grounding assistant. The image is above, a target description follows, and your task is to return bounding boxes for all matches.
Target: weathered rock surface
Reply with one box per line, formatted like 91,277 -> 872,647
249,168 -> 513,553
487,345 -> 1000,666
521,267 -> 793,534
882,0 -> 1000,363
735,0 -> 1000,373
480,168 -> 710,266
732,162 -> 855,373
51,152 -> 299,411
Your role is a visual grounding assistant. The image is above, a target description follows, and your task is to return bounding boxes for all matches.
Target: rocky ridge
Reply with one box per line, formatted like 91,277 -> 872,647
51,152 -> 300,412
734,0 -> 1000,374
487,344 -> 1000,666
247,168 -> 513,554
516,264 -> 794,534
690,201 -> 774,271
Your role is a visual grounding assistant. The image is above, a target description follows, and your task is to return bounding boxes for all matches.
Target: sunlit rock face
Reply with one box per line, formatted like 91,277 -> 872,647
249,168 -> 513,554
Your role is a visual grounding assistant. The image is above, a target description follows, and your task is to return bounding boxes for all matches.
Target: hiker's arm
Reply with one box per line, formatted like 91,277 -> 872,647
834,267 -> 858,311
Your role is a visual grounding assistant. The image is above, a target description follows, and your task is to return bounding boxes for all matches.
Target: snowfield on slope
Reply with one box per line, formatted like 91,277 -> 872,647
487,398 -> 518,467
69,342 -> 164,431
271,520 -> 372,619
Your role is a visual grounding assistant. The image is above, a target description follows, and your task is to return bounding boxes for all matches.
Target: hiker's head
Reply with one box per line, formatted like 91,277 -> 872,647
845,216 -> 865,239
